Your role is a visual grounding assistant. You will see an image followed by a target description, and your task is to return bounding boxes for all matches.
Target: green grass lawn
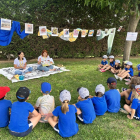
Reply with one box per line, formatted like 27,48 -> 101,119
0,57 -> 140,140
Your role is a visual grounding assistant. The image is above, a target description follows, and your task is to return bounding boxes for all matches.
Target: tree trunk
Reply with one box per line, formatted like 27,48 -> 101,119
123,13 -> 140,61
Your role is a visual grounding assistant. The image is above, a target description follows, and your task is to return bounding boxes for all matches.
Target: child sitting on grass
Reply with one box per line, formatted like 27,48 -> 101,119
120,77 -> 138,105
9,87 -> 41,137
100,55 -> 115,72
98,55 -> 108,69
90,84 -> 107,116
0,87 -> 12,128
111,60 -> 121,74
48,90 -> 79,138
105,77 -> 121,113
34,82 -> 55,123
115,61 -> 134,81
74,87 -> 96,124
124,85 -> 140,120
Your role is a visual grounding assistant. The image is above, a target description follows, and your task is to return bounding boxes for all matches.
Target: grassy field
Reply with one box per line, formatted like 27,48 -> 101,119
0,57 -> 140,140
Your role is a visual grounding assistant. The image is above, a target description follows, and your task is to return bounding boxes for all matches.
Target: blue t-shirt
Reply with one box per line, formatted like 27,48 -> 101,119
110,61 -> 115,67
101,60 -> 108,65
128,68 -> 134,76
75,98 -> 96,124
125,68 -> 128,71
127,91 -> 132,101
105,89 -> 121,113
0,99 -> 12,127
9,101 -> 34,133
138,72 -> 140,77
131,98 -> 140,117
53,105 -> 79,138
91,96 -> 107,116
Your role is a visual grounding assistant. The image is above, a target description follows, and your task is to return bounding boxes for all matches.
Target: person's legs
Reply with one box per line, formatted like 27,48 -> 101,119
15,70 -> 22,75
111,68 -> 115,73
105,65 -> 111,71
124,104 -> 132,113
120,89 -> 131,104
29,113 -> 41,129
118,70 -> 125,76
102,64 -> 108,70
48,117 -> 58,128
47,65 -> 54,70
37,66 -> 50,71
120,72 -> 130,79
24,67 -> 33,74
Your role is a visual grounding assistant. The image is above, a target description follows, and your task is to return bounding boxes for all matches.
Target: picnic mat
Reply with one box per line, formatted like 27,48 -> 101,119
0,63 -> 70,83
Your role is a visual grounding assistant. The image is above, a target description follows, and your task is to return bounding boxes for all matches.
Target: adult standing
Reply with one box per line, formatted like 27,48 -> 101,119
37,50 -> 55,71
14,51 -> 33,75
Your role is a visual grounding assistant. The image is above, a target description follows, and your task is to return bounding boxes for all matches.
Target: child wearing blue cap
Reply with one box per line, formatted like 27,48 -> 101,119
90,84 -> 107,116
74,87 -> 96,124
34,82 -> 55,123
9,87 -> 41,137
98,55 -> 108,69
105,77 -> 121,113
48,90 -> 79,138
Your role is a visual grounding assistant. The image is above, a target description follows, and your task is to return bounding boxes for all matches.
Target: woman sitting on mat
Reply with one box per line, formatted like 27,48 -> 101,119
37,50 -> 56,72
14,51 -> 33,75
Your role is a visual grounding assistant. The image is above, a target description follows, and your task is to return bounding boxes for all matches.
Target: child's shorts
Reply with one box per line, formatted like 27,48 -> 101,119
9,120 -> 33,137
54,123 -> 59,133
77,113 -> 84,123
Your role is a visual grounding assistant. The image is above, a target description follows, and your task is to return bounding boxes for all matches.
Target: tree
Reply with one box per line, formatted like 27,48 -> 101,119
77,0 -> 140,61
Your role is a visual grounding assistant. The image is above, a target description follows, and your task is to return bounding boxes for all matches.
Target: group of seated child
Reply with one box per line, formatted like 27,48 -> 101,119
0,77 -> 121,138
1,55 -> 140,138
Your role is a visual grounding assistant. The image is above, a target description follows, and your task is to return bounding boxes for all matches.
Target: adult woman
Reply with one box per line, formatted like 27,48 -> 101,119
14,51 -> 33,75
37,50 -> 55,71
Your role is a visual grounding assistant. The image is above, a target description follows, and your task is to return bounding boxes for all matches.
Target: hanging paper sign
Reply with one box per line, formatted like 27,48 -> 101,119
63,29 -> 69,37
51,27 -> 58,36
96,29 -> 101,36
126,32 -> 138,41
110,28 -> 114,34
81,30 -> 88,37
73,29 -> 79,37
25,23 -> 33,34
117,26 -> 123,32
105,29 -> 108,35
1,18 -> 11,30
39,26 -> 47,36
88,30 -> 94,37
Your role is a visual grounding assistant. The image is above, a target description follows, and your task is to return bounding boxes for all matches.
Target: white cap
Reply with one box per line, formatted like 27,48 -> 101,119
109,55 -> 114,59
115,60 -> 120,63
102,55 -> 108,59
60,90 -> 71,102
78,87 -> 89,99
126,61 -> 133,66
95,84 -> 105,94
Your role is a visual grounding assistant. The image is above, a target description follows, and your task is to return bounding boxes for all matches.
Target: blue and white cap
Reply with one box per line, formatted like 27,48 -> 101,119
137,64 -> 140,71
115,60 -> 120,63
102,55 -> 108,59
95,84 -> 105,94
109,55 -> 114,59
126,61 -> 133,66
78,87 -> 89,99
60,90 -> 71,102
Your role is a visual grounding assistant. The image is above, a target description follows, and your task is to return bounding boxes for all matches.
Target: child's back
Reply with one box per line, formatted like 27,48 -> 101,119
9,101 -> 34,132
92,96 -> 107,116
105,77 -> 121,113
92,84 -> 107,116
76,98 -> 96,123
53,105 -> 78,137
0,99 -> 12,127
105,89 -> 120,113
0,87 -> 11,128
36,94 -> 54,114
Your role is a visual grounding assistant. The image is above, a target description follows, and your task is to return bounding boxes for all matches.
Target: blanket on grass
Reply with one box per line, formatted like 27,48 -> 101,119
0,63 -> 70,83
